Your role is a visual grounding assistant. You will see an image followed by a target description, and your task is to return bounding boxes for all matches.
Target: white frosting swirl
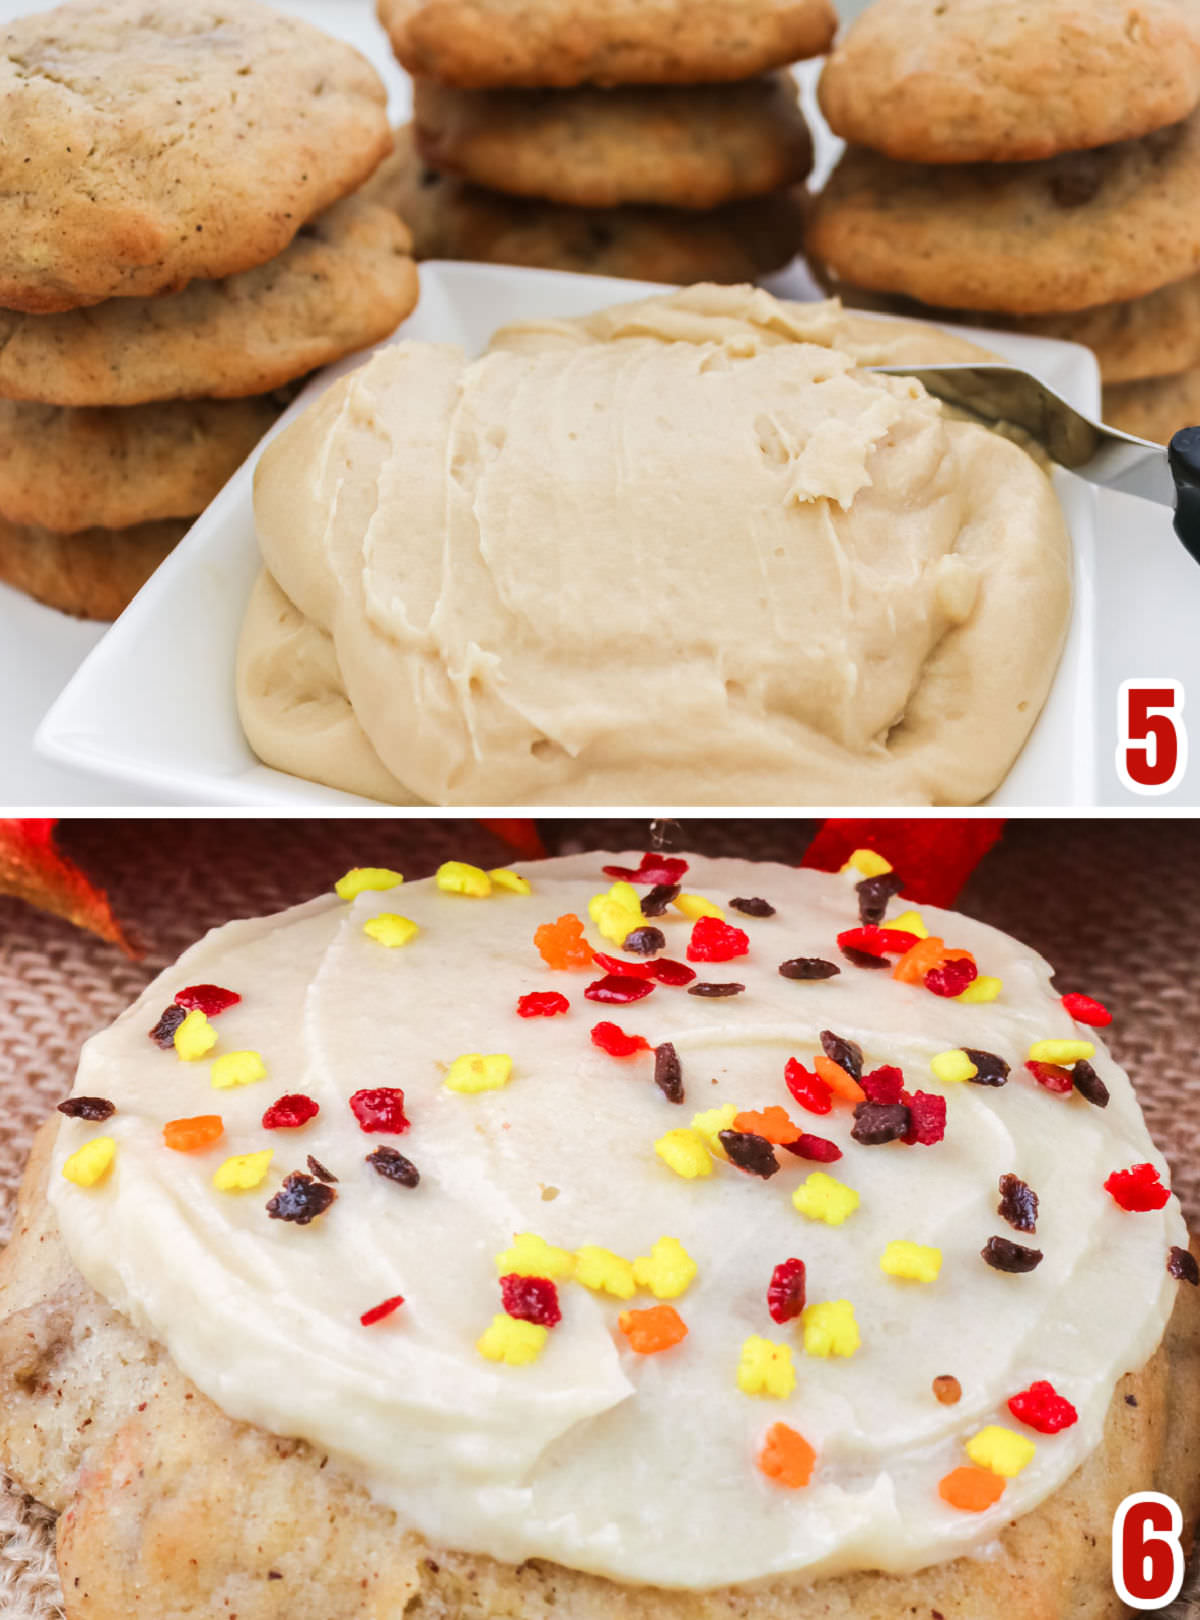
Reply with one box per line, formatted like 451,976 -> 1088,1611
49,855 -> 1184,1588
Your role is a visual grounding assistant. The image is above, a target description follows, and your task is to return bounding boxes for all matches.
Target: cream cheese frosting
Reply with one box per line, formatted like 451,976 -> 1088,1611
48,854 -> 1185,1590
237,285 -> 1072,806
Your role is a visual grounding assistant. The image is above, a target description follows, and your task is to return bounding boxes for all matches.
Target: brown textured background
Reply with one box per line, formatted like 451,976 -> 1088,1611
1,816 -> 1197,1616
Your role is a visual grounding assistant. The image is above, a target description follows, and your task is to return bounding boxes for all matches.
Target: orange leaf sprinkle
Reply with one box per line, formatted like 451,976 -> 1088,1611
534,913 -> 595,971
617,1304 -> 688,1355
163,1115 -> 224,1153
813,1055 -> 866,1104
758,1422 -> 817,1488
733,1107 -> 801,1145
938,1465 -> 1006,1512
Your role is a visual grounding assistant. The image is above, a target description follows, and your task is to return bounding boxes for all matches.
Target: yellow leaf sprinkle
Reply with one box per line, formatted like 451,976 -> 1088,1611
959,975 -> 1002,1003
62,1136 -> 116,1188
174,1008 -> 217,1061
488,868 -> 532,895
477,1314 -> 548,1365
575,1245 -> 637,1299
588,881 -> 644,946
966,1425 -> 1036,1478
363,913 -> 419,948
654,1128 -> 713,1179
212,1150 -> 273,1192
841,849 -> 892,877
737,1335 -> 796,1397
930,1049 -> 977,1084
802,1300 -> 860,1358
673,893 -> 723,922
1028,1038 -> 1095,1064
880,1240 -> 942,1283
335,867 -> 404,900
891,909 -> 928,939
690,1103 -> 738,1158
632,1236 -> 697,1300
436,861 -> 491,897
495,1233 -> 575,1279
792,1171 -> 859,1226
445,1053 -> 513,1093
210,1050 -> 267,1090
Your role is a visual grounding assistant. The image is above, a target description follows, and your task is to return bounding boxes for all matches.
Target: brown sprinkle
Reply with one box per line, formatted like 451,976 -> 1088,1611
729,897 -> 775,918
266,1173 -> 336,1225
779,957 -> 840,980
932,1375 -> 962,1406
687,981 -> 746,997
717,1130 -> 779,1179
367,1146 -> 420,1188
1168,1245 -> 1199,1286
998,1173 -> 1038,1234
855,872 -> 905,926
622,926 -> 666,956
820,1029 -> 863,1080
981,1235 -> 1043,1273
841,945 -> 889,970
306,1155 -> 338,1184
149,1004 -> 186,1048
851,1101 -> 910,1145
654,1041 -> 684,1104
641,883 -> 680,918
57,1096 -> 115,1121
1072,1059 -> 1109,1109
963,1048 -> 1010,1087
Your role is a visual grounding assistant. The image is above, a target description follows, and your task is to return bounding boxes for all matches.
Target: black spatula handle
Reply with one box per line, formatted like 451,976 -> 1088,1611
1169,426 -> 1200,562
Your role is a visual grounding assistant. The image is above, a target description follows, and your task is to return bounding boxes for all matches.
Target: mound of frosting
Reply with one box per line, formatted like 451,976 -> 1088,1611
50,853 -> 1186,1589
237,285 -> 1071,805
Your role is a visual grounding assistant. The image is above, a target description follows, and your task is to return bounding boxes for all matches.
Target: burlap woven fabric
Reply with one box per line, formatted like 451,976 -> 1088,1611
1,817 -> 1197,1618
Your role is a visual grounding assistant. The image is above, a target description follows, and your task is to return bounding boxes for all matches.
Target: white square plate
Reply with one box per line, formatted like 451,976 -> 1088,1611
35,260 -> 1099,807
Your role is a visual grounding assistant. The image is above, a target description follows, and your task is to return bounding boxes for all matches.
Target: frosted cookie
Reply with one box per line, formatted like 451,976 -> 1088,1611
239,283 -> 1070,806
809,114 -> 1200,316
413,76 -> 813,211
1104,367 -> 1200,445
2,851 -> 1197,1618
819,0 -> 1200,164
0,513 -> 186,619
0,393 -> 290,533
0,0 -> 391,313
378,0 -> 836,88
0,198 -> 418,408
361,127 -> 806,283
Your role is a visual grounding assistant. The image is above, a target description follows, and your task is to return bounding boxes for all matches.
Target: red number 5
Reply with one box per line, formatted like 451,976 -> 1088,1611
1112,1492 -> 1185,1608
1116,681 -> 1187,795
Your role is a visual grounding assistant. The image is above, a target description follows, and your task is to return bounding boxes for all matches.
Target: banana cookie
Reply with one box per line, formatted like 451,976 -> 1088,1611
413,76 -> 813,211
0,515 -> 186,619
819,0 -> 1200,165
1,852 -> 1197,1618
378,0 -> 836,88
809,112 -> 1200,315
0,395 -> 291,535
0,199 -> 417,408
1104,367 -> 1200,445
363,127 -> 807,283
0,0 -> 391,313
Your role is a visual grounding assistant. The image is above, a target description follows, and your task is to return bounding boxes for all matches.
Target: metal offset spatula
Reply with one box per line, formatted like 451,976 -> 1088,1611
870,362 -> 1200,563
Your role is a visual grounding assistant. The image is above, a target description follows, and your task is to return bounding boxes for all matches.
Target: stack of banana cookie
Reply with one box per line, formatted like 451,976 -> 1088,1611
805,0 -> 1200,444
367,0 -> 837,284
0,0 -> 417,621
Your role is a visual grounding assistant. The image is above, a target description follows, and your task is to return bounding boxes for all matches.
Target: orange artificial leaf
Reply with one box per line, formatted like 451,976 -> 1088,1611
0,819 -> 137,955
758,1423 -> 817,1488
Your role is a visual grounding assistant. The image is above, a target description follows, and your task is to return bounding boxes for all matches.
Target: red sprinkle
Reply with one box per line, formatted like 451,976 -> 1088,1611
517,991 -> 570,1018
924,958 -> 978,998
262,1093 -> 320,1130
686,916 -> 750,963
1061,992 -> 1112,1027
584,974 -> 656,1005
767,1258 -> 807,1324
1007,1380 -> 1078,1434
499,1273 -> 562,1327
783,1132 -> 843,1164
360,1295 -> 405,1327
349,1087 -> 410,1134
902,1090 -> 947,1146
1105,1162 -> 1170,1212
602,854 -> 689,886
860,1065 -> 905,1105
647,958 -> 697,986
1026,1060 -> 1074,1095
174,984 -> 241,1016
591,1021 -> 651,1057
784,1058 -> 833,1116
835,925 -> 920,958
592,951 -> 656,980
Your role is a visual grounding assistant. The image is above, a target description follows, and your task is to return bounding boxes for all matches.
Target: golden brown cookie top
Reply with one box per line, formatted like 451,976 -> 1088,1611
378,0 -> 836,88
0,0 -> 392,313
819,0 -> 1200,164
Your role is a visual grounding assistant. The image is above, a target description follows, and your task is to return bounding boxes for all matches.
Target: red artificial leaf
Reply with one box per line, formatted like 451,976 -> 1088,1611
801,819 -> 1005,908
0,819 -> 137,954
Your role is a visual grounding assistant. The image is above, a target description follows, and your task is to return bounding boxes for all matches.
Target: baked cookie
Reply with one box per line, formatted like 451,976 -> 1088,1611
0,0 -> 392,314
378,0 -> 836,88
0,199 -> 418,408
0,393 -> 290,534
814,269 -> 1200,388
818,0 -> 1200,164
808,113 -> 1200,316
0,515 -> 186,619
413,76 -> 813,211
361,127 -> 806,283
3,853 -> 1198,1617
1104,367 -> 1200,445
